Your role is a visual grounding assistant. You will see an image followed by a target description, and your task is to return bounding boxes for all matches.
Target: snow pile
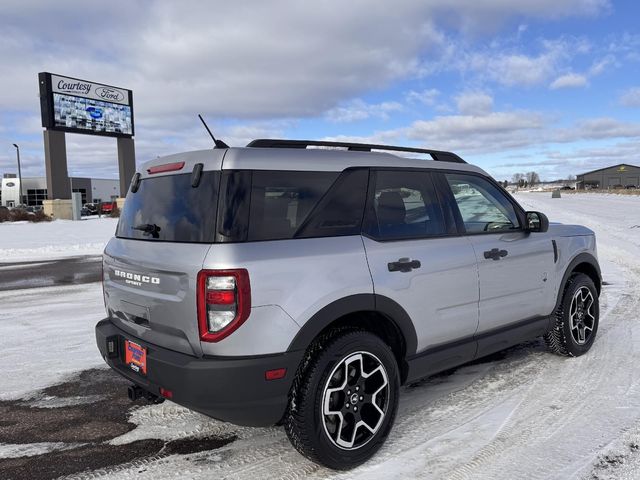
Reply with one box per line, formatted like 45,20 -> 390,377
0,217 -> 118,261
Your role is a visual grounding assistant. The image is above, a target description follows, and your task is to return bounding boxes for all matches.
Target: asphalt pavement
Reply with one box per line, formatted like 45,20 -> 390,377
0,256 -> 102,291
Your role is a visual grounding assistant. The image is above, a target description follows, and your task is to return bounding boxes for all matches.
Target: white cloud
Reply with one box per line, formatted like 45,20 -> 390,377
549,72 -> 588,89
588,55 -> 617,75
324,111 -> 640,158
553,117 -> 640,141
0,0 -> 611,117
405,88 -> 441,106
458,37 -> 591,88
325,99 -> 403,123
404,111 -> 546,152
0,0 -> 615,177
619,87 -> 640,107
455,92 -> 494,115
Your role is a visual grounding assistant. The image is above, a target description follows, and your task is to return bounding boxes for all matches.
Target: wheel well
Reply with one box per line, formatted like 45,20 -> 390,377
571,261 -> 601,294
313,311 -> 409,383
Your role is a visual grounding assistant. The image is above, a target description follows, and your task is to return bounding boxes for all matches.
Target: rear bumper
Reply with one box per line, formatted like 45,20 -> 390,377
95,318 -> 303,427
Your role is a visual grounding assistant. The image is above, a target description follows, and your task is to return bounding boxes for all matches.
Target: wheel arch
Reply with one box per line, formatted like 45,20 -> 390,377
286,294 -> 418,384
555,252 -> 602,311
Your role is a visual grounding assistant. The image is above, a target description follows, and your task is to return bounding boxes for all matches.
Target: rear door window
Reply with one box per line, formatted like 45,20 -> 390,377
366,170 -> 446,240
117,171 -> 219,243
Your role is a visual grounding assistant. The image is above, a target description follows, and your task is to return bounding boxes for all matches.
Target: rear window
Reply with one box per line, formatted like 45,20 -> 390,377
117,171 -> 219,243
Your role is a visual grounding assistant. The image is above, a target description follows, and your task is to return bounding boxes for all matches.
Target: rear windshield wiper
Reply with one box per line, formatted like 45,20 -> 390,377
133,223 -> 161,239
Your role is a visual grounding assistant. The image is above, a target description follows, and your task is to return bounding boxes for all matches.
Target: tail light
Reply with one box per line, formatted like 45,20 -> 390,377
197,269 -> 251,342
147,161 -> 185,174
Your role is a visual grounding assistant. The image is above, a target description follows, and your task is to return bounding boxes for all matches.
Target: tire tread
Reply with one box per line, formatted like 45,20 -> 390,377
544,272 -> 596,357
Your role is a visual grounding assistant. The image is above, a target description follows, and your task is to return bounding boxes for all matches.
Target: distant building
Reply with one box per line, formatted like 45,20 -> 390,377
576,164 -> 640,189
0,175 -> 119,207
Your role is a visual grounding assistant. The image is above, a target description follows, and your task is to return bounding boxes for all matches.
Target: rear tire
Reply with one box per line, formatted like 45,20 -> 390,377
284,330 -> 399,470
544,273 -> 599,357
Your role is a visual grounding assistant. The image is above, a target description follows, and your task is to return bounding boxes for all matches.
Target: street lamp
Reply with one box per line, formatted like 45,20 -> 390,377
12,144 -> 23,206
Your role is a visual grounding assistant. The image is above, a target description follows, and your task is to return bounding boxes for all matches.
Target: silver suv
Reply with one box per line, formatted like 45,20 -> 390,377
96,139 -> 601,469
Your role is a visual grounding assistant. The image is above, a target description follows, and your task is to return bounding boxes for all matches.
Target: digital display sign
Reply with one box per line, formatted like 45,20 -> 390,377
39,72 -> 134,138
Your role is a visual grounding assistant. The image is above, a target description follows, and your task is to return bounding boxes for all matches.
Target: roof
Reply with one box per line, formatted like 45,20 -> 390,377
141,144 -> 486,179
577,163 -> 640,177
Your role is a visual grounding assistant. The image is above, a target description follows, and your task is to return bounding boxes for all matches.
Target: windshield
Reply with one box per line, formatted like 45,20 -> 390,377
117,171 -> 219,243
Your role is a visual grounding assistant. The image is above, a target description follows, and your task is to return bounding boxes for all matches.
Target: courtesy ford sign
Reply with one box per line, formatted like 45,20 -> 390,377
39,72 -> 134,137
51,74 -> 130,106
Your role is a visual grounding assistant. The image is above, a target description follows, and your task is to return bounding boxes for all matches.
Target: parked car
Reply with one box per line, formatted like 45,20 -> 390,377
560,185 -> 574,190
625,185 -> 637,189
84,203 -> 99,215
100,201 -> 116,214
96,139 -> 601,469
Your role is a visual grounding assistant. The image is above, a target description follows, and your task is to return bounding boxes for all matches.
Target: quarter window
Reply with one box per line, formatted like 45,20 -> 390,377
246,171 -> 338,241
445,173 -> 520,233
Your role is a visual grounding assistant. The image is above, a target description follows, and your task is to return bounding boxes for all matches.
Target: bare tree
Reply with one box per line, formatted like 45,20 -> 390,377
512,173 -> 524,184
526,171 -> 540,186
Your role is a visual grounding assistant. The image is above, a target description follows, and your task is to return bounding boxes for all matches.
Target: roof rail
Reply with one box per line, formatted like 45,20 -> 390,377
245,139 -> 466,164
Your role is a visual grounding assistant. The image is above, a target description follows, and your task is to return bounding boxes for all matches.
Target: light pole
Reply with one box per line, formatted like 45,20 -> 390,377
12,144 -> 23,206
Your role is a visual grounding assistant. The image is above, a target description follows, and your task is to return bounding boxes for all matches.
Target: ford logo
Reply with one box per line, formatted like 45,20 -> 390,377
95,87 -> 125,102
6,182 -> 15,187
86,106 -> 103,119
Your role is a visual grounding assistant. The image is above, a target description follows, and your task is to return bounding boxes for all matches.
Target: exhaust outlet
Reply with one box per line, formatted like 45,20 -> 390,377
127,384 -> 143,401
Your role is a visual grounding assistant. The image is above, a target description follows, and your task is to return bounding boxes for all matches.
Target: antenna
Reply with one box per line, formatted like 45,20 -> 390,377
198,114 -> 229,149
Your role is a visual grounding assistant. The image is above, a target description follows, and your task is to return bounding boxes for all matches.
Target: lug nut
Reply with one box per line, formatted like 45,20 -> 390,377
356,386 -> 359,391
360,396 -> 364,401
354,406 -> 358,412
347,390 -> 351,395
345,403 -> 350,408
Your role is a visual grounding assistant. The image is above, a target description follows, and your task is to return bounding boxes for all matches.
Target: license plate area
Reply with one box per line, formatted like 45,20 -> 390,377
124,340 -> 147,375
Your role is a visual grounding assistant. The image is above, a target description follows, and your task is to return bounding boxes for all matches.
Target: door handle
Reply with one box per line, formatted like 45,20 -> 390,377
483,248 -> 508,261
388,257 -> 421,273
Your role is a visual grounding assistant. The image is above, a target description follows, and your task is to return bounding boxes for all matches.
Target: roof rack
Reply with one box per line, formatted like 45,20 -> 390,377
245,139 -> 466,164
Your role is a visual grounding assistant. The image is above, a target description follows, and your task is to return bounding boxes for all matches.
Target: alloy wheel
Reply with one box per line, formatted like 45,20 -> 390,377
321,351 -> 390,450
569,286 -> 596,345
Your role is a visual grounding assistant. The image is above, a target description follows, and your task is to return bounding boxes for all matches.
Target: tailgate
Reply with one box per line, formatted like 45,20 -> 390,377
103,237 -> 210,357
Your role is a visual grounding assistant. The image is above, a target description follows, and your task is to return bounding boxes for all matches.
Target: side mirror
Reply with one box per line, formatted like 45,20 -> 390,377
525,211 -> 549,233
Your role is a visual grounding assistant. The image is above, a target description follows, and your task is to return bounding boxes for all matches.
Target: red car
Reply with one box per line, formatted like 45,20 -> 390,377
100,201 -> 116,214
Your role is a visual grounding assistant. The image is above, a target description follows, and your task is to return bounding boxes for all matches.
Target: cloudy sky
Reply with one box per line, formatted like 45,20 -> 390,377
1,0 -> 639,181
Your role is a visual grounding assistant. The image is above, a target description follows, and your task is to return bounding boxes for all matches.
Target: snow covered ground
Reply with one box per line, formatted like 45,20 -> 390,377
0,283 -> 106,400
0,217 -> 118,261
1,193 -> 640,479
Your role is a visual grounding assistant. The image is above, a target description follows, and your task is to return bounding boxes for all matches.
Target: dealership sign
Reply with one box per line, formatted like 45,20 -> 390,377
39,72 -> 134,138
51,74 -> 130,106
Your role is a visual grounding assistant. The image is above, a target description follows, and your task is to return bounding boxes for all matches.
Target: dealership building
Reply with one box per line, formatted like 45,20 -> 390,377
576,163 -> 640,189
0,174 -> 119,207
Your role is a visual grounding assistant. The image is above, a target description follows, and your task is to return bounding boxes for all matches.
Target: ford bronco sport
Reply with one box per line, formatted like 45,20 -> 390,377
96,139 -> 601,469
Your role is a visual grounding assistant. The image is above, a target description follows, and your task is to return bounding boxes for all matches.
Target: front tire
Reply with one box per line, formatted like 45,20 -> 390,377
284,330 -> 399,470
544,273 -> 599,357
